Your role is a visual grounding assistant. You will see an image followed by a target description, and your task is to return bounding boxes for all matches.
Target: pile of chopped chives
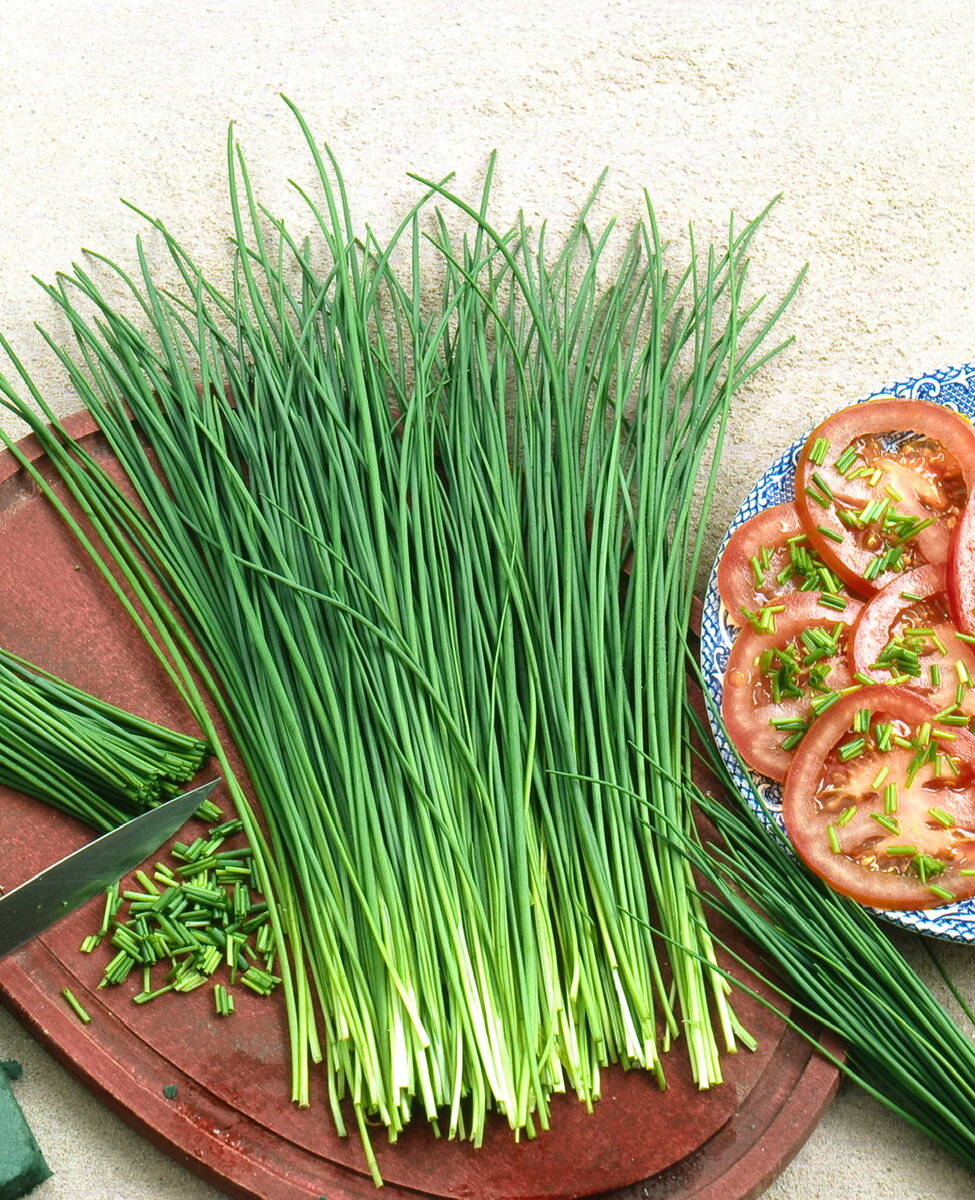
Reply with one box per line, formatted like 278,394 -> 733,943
82,814 -> 279,1010
0,646 -> 209,831
0,100 -> 802,1178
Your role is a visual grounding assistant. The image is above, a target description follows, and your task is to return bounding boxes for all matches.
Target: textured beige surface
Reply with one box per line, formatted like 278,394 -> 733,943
1,2 -> 974,1197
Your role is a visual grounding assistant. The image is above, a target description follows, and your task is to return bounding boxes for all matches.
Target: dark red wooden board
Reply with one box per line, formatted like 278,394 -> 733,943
0,414 -> 841,1199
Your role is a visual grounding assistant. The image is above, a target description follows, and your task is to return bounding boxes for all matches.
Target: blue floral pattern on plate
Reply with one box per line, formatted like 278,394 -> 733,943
700,362 -> 975,942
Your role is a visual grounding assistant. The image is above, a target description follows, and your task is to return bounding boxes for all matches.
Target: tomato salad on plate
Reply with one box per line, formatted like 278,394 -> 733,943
705,371 -> 975,932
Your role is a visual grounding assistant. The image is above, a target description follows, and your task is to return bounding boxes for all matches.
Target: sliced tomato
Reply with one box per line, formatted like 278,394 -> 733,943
722,591 -> 862,782
782,684 -> 975,909
716,502 -> 854,625
850,562 -> 975,719
794,397 -> 975,596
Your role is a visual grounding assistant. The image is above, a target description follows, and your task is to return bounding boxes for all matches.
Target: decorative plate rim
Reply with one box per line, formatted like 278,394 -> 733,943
700,361 -> 975,943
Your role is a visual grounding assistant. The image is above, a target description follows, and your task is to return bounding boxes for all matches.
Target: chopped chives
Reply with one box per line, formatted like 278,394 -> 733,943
837,737 -> 867,762
61,988 -> 91,1025
811,690 -> 841,716
811,472 -> 833,499
870,765 -> 889,790
819,592 -> 848,611
863,555 -> 885,581
809,436 -> 830,465
817,525 -> 845,544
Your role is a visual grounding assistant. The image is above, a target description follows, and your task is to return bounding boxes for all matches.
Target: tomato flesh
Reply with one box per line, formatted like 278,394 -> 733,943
794,398 -> 975,596
850,562 -> 975,719
782,685 -> 975,909
722,592 -> 862,782
716,502 -> 852,625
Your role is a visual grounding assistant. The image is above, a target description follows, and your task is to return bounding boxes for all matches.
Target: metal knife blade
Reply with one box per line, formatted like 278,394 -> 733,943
0,778 -> 221,958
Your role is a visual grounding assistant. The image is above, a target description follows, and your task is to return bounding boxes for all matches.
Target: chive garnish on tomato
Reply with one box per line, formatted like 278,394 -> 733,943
819,592 -> 848,611
810,690 -> 841,716
870,764 -> 889,790
928,807 -> 956,827
809,436 -> 830,465
811,471 -> 833,499
838,736 -> 867,761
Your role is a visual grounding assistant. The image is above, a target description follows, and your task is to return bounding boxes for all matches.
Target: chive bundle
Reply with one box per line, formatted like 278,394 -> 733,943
0,646 -> 208,831
0,102 -> 801,1174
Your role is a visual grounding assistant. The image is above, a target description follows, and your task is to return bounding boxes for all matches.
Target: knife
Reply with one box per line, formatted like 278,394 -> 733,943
0,778 -> 221,958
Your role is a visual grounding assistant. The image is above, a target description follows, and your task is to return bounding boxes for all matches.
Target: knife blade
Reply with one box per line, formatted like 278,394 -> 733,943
0,778 -> 220,958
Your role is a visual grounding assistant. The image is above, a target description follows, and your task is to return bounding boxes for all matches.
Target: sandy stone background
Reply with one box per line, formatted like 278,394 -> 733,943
1,2 -> 974,1197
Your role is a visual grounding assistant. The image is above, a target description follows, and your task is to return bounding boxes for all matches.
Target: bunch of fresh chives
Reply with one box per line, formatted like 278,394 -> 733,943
0,646 -> 208,831
0,102 -> 801,1176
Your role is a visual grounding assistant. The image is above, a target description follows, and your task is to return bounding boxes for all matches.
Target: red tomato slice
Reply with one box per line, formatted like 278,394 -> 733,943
794,397 -> 975,596
722,592 -> 862,782
716,502 -> 852,625
782,684 -> 975,910
849,562 -> 975,719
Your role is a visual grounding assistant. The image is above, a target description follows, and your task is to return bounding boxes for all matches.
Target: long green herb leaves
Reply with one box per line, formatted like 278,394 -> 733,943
0,105 -> 801,1177
0,648 -> 208,830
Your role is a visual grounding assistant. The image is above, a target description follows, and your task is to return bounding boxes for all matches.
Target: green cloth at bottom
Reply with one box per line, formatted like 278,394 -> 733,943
0,1062 -> 51,1200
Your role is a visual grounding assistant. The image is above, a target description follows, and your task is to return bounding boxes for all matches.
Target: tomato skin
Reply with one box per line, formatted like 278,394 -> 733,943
782,684 -> 975,910
849,562 -> 975,718
722,592 -> 862,782
794,397 -> 975,596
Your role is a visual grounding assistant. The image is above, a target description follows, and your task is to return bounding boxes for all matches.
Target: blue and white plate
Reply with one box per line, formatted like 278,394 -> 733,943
700,361 -> 975,942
